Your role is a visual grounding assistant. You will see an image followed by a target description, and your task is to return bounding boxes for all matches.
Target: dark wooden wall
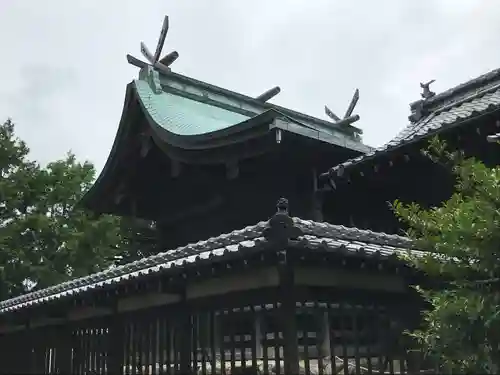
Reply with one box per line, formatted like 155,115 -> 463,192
0,286 -> 427,375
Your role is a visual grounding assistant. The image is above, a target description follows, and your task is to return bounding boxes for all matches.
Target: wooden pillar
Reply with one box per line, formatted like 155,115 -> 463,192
0,333 -> 7,372
55,324 -> 73,374
11,328 -> 32,374
30,328 -> 41,374
279,259 -> 300,374
319,311 -> 331,358
311,168 -> 324,222
179,294 -> 192,373
108,311 -> 125,375
10,331 -> 21,374
254,312 -> 263,359
1,331 -> 15,374
28,327 -> 42,375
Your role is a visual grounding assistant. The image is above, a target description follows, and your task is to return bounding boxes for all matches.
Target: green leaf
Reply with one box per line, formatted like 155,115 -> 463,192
394,137 -> 500,374
0,119 -> 152,298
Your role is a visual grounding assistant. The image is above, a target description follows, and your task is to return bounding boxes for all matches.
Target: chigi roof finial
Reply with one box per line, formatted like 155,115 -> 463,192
126,15 -> 179,74
420,79 -> 436,100
324,88 -> 361,128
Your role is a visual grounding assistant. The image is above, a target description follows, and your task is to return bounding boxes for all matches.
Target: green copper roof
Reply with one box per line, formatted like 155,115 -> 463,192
135,79 -> 250,136
133,67 -> 372,153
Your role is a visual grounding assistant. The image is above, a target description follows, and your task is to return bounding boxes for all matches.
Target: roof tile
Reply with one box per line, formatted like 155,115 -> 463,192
0,218 -> 416,314
325,77 -> 500,177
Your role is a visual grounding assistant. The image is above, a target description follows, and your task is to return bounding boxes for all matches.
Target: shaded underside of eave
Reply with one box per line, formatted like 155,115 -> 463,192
322,86 -> 500,179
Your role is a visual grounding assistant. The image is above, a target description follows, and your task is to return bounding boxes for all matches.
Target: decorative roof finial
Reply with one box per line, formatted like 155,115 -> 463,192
420,80 -> 436,100
264,198 -> 303,243
276,197 -> 289,215
126,15 -> 179,74
325,88 -> 361,128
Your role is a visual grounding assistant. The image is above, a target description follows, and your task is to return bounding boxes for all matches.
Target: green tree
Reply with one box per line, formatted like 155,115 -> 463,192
116,216 -> 159,265
0,119 -> 124,299
393,137 -> 500,374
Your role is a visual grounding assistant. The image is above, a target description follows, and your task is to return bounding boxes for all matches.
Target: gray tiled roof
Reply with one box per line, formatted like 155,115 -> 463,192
324,68 -> 500,177
0,218 -> 415,314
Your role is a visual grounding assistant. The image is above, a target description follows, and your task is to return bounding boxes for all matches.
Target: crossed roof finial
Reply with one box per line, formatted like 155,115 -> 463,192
126,15 -> 179,74
324,88 -> 361,128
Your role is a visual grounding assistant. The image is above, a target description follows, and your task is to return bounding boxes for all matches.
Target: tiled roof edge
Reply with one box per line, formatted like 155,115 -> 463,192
410,67 -> 500,111
293,218 -> 412,248
0,215 -> 413,313
321,72 -> 500,181
0,220 -> 269,311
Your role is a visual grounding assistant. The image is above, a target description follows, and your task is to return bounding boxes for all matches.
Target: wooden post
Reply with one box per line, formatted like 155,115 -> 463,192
179,294 -> 192,373
55,324 -> 73,374
254,312 -> 263,359
279,260 -> 300,374
319,311 -> 331,358
31,328 -> 43,374
11,331 -> 23,374
14,327 -> 35,374
311,168 -> 324,222
108,311 -> 124,375
2,331 -> 17,374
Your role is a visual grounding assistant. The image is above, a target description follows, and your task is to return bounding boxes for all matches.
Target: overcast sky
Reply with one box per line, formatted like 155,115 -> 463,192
1,1 -> 499,172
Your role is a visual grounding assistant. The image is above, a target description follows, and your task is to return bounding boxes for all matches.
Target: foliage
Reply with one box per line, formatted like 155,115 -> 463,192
393,136 -> 500,374
115,217 -> 158,265
0,119 -> 126,300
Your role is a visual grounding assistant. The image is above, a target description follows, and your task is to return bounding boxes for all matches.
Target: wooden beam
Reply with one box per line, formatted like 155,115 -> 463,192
171,158 -> 182,178
0,323 -> 25,334
226,160 -> 239,179
294,267 -> 406,292
117,292 -> 180,312
186,267 -> 279,299
67,306 -> 113,321
157,194 -> 224,225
